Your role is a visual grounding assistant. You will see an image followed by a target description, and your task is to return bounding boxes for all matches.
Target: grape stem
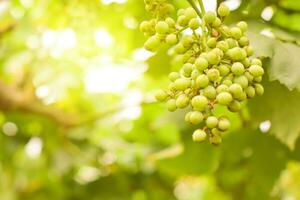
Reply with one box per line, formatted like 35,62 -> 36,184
186,0 -> 202,18
197,0 -> 205,15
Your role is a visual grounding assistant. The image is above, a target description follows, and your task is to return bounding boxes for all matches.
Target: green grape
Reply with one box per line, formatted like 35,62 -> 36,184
212,18 -> 222,27
191,95 -> 208,111
238,36 -> 249,47
206,51 -> 220,65
245,46 -> 254,56
230,27 -> 242,39
140,21 -> 150,32
185,7 -> 197,19
227,47 -> 246,61
226,38 -> 237,48
217,4 -> 230,17
248,65 -> 264,77
144,35 -> 160,51
254,84 -> 264,96
231,62 -> 245,76
207,38 -> 217,48
176,94 -> 189,108
196,74 -> 209,88
235,92 -> 247,101
174,78 -> 190,90
217,41 -> 229,52
244,71 -> 254,82
182,36 -> 194,48
218,64 -> 230,76
228,100 -> 241,112
222,79 -> 232,86
155,21 -> 169,34
234,75 -> 248,88
254,76 -> 262,82
203,85 -> 217,99
183,63 -> 193,75
185,111 -> 192,123
167,99 -> 177,112
155,89 -> 168,101
190,111 -> 204,124
210,135 -> 222,145
206,116 -> 218,128
216,84 -> 229,93
177,15 -> 188,27
218,117 -> 230,131
192,129 -> 207,142
251,58 -> 262,66
166,34 -> 178,45
189,18 -> 200,30
245,86 -> 255,98
195,57 -> 208,71
165,17 -> 175,27
216,92 -> 233,105
229,83 -> 243,97
177,8 -> 185,16
242,58 -> 251,68
207,68 -> 220,82
191,69 -> 200,79
168,72 -> 180,82
211,128 -> 222,136
237,21 -> 248,32
204,11 -> 216,24
174,43 -> 186,54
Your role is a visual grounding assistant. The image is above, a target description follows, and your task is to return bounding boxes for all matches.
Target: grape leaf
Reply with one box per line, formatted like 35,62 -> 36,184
247,30 -> 274,58
248,80 -> 300,150
270,41 -> 300,91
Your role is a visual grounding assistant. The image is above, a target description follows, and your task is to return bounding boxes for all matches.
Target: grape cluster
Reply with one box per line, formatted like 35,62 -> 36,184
141,2 -> 264,145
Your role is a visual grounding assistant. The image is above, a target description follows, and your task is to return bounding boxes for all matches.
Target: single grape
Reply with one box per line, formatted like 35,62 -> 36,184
166,34 -> 178,45
222,79 -> 233,86
237,21 -> 248,32
242,58 -> 251,68
177,8 -> 185,16
210,135 -> 222,145
190,111 -> 204,124
207,68 -> 220,82
251,58 -> 262,66
211,128 -> 222,136
238,36 -> 249,47
204,11 -> 216,24
155,21 -> 169,34
234,75 -> 248,89
216,84 -> 229,93
168,72 -> 180,82
185,112 -> 192,123
182,36 -> 194,48
185,7 -> 197,19
231,62 -> 245,76
245,46 -> 254,56
229,83 -> 243,97
206,51 -> 220,65
207,38 -> 217,48
244,71 -> 254,82
174,78 -> 191,90
254,84 -> 264,96
191,69 -> 200,79
217,41 -> 229,52
174,43 -> 186,54
189,18 -> 200,30
203,85 -> 217,99
165,17 -> 175,27
245,86 -> 255,98
192,129 -> 207,142
191,95 -> 208,111
218,117 -> 230,131
140,21 -> 150,32
217,4 -> 230,17
206,116 -> 218,128
183,63 -> 193,75
230,27 -> 242,39
144,35 -> 160,51
212,18 -> 222,27
177,15 -> 188,27
155,89 -> 168,101
226,38 -> 238,48
228,100 -> 241,112
176,94 -> 189,108
248,65 -> 264,77
218,64 -> 230,76
196,74 -> 209,88
167,99 -> 177,112
216,92 -> 233,105
254,76 -> 262,82
195,57 -> 208,71
227,47 -> 246,61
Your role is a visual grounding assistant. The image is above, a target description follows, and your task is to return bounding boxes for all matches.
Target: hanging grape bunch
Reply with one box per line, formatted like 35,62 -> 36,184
140,0 -> 264,145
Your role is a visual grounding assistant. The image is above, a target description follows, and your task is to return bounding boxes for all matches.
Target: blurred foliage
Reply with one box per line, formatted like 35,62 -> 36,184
0,0 -> 300,200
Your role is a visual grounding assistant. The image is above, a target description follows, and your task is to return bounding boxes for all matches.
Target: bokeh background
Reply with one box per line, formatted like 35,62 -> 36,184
1,0 -> 300,199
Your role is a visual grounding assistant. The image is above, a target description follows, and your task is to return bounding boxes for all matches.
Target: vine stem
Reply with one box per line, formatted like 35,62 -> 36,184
197,0 -> 206,15
187,0 -> 202,18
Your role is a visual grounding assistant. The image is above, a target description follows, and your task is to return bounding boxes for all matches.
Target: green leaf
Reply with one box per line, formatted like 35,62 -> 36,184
248,80 -> 300,149
279,0 -> 300,11
247,30 -> 274,58
270,41 -> 300,91
272,9 -> 300,32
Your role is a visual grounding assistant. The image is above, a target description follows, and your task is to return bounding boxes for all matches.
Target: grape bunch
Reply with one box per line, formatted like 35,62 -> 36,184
140,1 -> 264,145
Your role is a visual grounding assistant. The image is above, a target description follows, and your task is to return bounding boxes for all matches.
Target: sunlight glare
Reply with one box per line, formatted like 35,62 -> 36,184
94,29 -> 114,48
25,137 -> 43,159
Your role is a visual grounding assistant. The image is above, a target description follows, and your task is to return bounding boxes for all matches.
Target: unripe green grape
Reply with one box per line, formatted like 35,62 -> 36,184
216,92 -> 233,105
234,75 -> 248,88
216,84 -> 229,93
187,56 -> 196,64
207,38 -> 217,48
189,18 -> 200,30
176,94 -> 189,108
237,21 -> 248,32
226,38 -> 238,48
207,51 -> 220,65
254,84 -> 264,96
177,8 -> 185,16
174,78 -> 190,90
238,36 -> 249,47
248,65 -> 264,77
174,43 -> 186,54
165,17 -> 176,27
218,64 -> 230,76
218,117 -> 231,131
212,18 -> 222,27
196,74 -> 209,88
144,35 -> 160,51
217,3 -> 230,17
206,116 -> 218,128
227,47 -> 246,61
212,48 -> 224,58
182,36 -> 194,48
228,100 -> 241,112
200,52 -> 208,58
204,11 -> 216,24
222,79 -> 232,86
183,63 -> 193,75
168,72 -> 180,82
185,7 -> 197,19
245,85 -> 255,98
168,82 -> 176,90
229,83 -> 243,97
235,92 -> 247,101
191,95 -> 208,111
245,46 -> 254,56
210,135 -> 222,145
191,69 -> 200,79
192,129 -> 207,142
211,128 -> 222,136
177,15 -> 189,27
254,76 -> 262,82
167,99 -> 177,112
251,58 -> 262,66
195,57 -> 208,71
217,41 -> 229,52
231,62 -> 245,76
203,85 -> 217,99
155,89 -> 168,101
185,112 -> 192,123
207,68 -> 220,82
244,71 -> 254,82
166,34 -> 178,45
222,25 -> 231,36
140,21 -> 150,32
162,3 -> 175,14
242,58 -> 251,68
189,111 -> 204,125
155,21 -> 169,34
230,27 -> 242,39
